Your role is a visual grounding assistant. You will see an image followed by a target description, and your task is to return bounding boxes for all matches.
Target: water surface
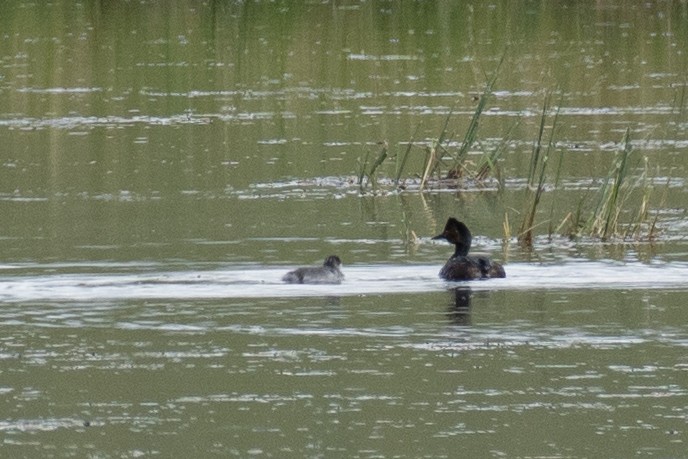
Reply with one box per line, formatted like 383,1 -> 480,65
1,1 -> 687,457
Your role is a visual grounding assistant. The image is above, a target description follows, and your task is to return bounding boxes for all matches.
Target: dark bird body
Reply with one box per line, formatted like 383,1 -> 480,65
433,218 -> 506,281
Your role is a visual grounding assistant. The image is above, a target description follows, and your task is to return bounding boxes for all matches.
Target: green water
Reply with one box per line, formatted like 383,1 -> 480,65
1,1 -> 688,457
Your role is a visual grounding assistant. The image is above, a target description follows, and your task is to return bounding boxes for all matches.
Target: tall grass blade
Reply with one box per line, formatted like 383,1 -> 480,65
475,118 -> 520,184
518,92 -> 558,247
602,128 -> 632,238
502,212 -> 511,244
628,168 -> 650,240
420,144 -> 437,189
367,141 -> 389,189
581,128 -> 633,239
447,54 -> 505,178
421,104 -> 457,187
357,149 -> 371,191
396,126 -> 420,185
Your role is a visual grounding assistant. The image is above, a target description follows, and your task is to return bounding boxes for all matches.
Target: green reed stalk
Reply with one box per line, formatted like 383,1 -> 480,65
518,92 -> 559,247
566,128 -> 666,241
454,91 -> 488,164
396,126 -> 420,185
419,104 -> 456,188
357,149 -> 370,191
626,156 -> 651,240
547,136 -> 566,238
583,127 -> 632,239
475,118 -> 520,184
419,142 -> 438,189
502,211 -> 511,244
647,175 -> 672,240
446,54 -> 505,179
565,196 -> 588,239
367,141 -> 388,189
357,142 -> 389,191
603,130 -> 632,237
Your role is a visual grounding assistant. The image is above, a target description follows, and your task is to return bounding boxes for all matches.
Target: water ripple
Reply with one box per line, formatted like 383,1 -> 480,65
0,261 -> 686,303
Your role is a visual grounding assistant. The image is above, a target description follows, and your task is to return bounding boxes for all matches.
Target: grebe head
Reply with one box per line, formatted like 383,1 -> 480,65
432,218 -> 472,256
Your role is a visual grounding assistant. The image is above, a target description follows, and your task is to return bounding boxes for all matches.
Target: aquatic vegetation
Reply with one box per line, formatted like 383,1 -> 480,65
357,56 -> 509,192
420,55 -> 507,189
515,123 -> 663,245
357,141 -> 388,191
395,127 -> 418,185
577,128 -> 634,240
353,78 -> 665,249
566,129 -> 660,241
446,61 -> 502,179
517,92 -> 560,247
474,121 -> 518,184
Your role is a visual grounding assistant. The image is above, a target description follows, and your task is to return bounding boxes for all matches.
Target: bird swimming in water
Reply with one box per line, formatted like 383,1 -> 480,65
282,255 -> 344,284
432,218 -> 506,281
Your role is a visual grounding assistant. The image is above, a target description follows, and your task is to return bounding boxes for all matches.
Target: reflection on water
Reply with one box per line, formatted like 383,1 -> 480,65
448,287 -> 472,326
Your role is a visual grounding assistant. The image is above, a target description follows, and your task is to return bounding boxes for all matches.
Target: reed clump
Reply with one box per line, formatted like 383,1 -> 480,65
565,128 -> 659,241
417,55 -> 508,189
357,56 -> 510,193
513,120 -> 661,247
357,100 -> 511,192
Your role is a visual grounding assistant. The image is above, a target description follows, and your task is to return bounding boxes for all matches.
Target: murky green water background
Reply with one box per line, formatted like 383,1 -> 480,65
1,1 -> 688,457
